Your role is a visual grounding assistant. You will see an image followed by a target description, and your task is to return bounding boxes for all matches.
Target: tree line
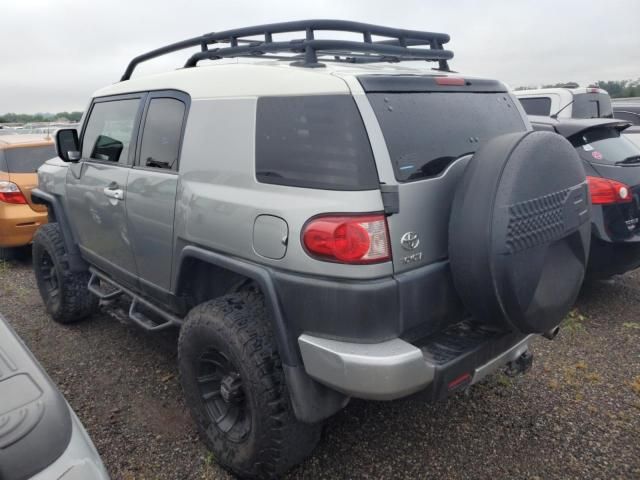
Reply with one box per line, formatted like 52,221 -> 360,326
0,111 -> 83,124
515,79 -> 640,98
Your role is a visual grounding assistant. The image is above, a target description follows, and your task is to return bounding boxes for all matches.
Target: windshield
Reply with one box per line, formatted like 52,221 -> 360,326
570,127 -> 640,164
1,145 -> 56,173
367,92 -> 526,182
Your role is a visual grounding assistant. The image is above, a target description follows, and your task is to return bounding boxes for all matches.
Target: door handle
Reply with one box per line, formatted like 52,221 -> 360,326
103,186 -> 124,201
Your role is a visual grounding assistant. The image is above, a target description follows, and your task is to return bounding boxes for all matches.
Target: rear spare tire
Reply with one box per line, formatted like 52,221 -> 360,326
449,130 -> 590,334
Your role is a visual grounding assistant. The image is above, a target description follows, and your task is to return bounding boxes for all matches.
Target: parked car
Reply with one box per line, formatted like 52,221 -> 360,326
0,313 -> 109,479
529,115 -> 640,278
32,20 -> 591,479
0,135 -> 54,259
515,86 -> 613,119
612,98 -> 640,148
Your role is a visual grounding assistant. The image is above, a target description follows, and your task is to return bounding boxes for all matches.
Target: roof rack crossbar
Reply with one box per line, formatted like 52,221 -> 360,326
121,20 -> 453,81
183,39 -> 452,68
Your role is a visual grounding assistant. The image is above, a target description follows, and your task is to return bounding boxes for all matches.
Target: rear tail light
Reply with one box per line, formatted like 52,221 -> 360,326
302,214 -> 391,264
0,181 -> 28,204
586,176 -> 632,205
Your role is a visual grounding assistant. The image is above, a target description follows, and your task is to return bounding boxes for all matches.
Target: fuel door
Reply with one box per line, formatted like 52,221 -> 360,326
253,215 -> 288,260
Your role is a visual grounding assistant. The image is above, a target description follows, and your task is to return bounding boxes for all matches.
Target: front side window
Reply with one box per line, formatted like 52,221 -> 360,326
139,98 -> 186,170
255,95 -> 378,190
82,99 -> 140,164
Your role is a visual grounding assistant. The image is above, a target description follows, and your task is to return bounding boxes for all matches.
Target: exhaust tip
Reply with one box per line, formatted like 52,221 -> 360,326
542,326 -> 560,340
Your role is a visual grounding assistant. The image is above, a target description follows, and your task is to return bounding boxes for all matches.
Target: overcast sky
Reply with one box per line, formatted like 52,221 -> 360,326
1,0 -> 638,114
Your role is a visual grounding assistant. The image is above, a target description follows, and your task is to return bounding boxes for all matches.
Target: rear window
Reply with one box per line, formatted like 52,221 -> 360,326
519,97 -> 552,116
570,127 -> 640,164
255,95 -> 378,190
368,92 -> 526,182
0,144 -> 56,173
572,93 -> 613,119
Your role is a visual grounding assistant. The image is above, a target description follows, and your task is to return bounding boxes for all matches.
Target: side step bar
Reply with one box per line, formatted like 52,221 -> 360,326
88,268 -> 182,331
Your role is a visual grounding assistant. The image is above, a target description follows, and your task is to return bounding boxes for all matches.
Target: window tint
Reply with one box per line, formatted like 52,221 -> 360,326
255,95 -> 378,190
519,97 -> 552,116
570,127 -> 640,164
82,99 -> 140,164
3,145 -> 56,173
368,92 -> 526,182
573,93 -> 613,119
139,98 -> 186,170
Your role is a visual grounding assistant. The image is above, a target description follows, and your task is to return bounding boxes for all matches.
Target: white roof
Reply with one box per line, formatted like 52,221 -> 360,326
94,60 -> 459,99
515,86 -> 607,97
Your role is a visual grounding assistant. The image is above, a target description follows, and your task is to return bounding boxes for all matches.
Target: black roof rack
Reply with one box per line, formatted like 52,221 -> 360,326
121,20 -> 453,81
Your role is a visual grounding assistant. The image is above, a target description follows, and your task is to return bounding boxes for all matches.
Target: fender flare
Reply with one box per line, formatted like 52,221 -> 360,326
30,188 -> 88,272
175,245 -> 300,367
175,246 -> 349,423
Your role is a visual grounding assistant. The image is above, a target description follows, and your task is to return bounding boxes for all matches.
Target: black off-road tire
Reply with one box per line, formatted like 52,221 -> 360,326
178,291 -> 322,479
32,223 -> 98,323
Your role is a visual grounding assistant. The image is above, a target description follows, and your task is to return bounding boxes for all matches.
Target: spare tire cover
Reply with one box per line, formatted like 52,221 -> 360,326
449,130 -> 591,334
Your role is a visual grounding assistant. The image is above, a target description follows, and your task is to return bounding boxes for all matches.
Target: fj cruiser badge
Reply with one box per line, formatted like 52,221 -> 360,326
400,231 -> 420,250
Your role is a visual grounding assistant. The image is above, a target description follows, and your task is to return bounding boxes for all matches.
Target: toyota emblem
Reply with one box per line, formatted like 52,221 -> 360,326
400,231 -> 420,250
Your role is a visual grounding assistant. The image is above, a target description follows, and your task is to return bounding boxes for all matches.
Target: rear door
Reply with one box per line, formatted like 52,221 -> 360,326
65,94 -> 145,287
358,76 -> 528,274
126,91 -> 188,294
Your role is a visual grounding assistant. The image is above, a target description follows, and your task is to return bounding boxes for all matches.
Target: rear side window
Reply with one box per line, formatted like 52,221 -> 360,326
255,95 -> 378,190
139,98 -> 186,170
368,92 -> 526,182
2,145 -> 56,173
82,99 -> 140,164
570,127 -> 640,164
572,93 -> 613,119
519,97 -> 552,116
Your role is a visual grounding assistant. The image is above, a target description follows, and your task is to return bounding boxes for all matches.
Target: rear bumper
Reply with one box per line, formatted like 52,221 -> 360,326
0,203 -> 47,247
587,235 -> 640,278
299,322 -> 533,401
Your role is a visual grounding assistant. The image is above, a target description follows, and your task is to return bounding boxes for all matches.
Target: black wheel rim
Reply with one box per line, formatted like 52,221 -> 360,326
196,348 -> 251,442
38,250 -> 59,300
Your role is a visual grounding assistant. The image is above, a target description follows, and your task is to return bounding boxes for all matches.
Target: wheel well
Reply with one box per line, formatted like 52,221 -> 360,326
176,257 -> 252,311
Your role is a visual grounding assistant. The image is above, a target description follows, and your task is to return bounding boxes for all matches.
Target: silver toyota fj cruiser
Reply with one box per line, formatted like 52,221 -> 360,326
32,20 -> 591,479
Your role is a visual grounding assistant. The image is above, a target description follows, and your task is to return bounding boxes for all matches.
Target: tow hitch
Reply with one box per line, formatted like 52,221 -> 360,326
505,351 -> 533,377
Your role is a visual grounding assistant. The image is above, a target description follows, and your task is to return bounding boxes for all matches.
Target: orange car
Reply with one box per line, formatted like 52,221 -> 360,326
0,134 -> 56,259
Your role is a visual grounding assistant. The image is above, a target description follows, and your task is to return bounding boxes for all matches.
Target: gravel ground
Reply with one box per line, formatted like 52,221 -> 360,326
1,256 -> 639,480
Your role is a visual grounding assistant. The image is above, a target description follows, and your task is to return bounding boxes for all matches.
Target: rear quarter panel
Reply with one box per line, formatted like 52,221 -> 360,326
173,97 -> 392,286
